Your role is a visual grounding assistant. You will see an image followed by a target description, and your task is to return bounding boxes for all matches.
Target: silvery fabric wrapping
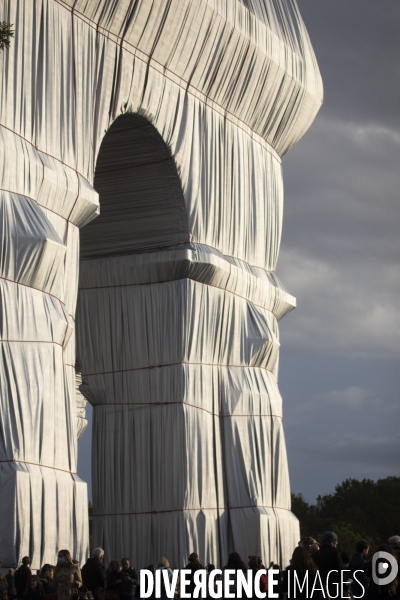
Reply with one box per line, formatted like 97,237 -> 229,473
0,0 -> 322,569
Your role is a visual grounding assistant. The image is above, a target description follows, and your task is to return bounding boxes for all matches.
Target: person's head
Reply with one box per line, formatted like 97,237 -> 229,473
189,553 -> 199,565
300,537 -> 317,550
108,560 -> 119,572
207,564 -> 215,574
24,576 -> 43,596
227,552 -> 244,570
157,557 -> 169,569
388,536 -> 400,550
30,577 -> 39,590
40,565 -> 51,575
22,557 -> 31,567
341,551 -> 352,566
40,564 -> 53,580
121,558 -> 130,570
309,543 -> 319,554
355,540 -> 370,558
291,546 -> 317,574
93,548 -> 104,563
57,550 -> 72,566
320,531 -> 338,548
248,555 -> 262,570
147,565 -> 155,574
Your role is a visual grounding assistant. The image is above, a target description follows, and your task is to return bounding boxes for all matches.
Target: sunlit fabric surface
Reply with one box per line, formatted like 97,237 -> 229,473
0,0 -> 322,568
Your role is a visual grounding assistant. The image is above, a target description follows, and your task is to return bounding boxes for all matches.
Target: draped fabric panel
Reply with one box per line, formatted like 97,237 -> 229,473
77,250 -> 296,567
0,0 -> 321,569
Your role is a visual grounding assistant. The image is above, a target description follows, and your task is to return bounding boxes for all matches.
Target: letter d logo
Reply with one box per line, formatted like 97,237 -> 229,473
372,552 -> 398,585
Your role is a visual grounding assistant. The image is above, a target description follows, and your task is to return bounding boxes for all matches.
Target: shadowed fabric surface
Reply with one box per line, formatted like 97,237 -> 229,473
81,114 -> 189,258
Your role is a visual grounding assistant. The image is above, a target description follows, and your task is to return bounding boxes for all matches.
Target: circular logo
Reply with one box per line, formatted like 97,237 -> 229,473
372,552 -> 398,585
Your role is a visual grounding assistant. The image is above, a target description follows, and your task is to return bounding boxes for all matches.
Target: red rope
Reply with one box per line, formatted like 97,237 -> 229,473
0,124 -> 92,186
90,399 -> 282,420
0,275 -> 66,311
93,505 -> 292,517
0,187 -> 79,226
82,361 -> 276,378
0,459 -> 76,475
0,339 -> 63,346
50,0 -> 282,169
79,276 -> 280,318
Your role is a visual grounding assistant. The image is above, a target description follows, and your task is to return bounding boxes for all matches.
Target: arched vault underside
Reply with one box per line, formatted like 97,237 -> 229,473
81,114 -> 189,258
0,0 -> 322,569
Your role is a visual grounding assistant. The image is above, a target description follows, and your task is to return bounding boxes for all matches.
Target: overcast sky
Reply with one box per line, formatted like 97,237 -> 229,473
78,0 -> 400,505
278,0 -> 400,502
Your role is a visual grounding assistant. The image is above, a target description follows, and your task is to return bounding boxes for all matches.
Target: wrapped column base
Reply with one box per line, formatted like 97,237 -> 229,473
0,462 -> 89,569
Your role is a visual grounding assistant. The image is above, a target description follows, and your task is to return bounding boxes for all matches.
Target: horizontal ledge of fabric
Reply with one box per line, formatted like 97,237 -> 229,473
93,505 -> 291,517
0,274 -> 68,308
80,277 -> 278,317
93,400 -> 282,420
57,0 -> 285,164
81,241 -> 286,283
0,187 -> 80,226
0,459 -> 76,475
0,123 -> 92,186
83,361 -> 275,377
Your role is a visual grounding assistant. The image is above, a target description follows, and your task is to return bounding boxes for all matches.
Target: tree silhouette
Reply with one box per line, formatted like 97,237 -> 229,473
292,477 -> 400,553
0,21 -> 14,51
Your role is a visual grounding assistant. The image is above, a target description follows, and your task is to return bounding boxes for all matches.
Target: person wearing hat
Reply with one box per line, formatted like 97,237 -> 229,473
312,532 -> 344,598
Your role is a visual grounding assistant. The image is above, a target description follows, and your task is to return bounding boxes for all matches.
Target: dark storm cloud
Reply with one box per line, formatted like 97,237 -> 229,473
298,0 -> 400,128
277,0 -> 400,360
274,0 -> 400,499
277,119 -> 400,359
288,433 -> 400,482
282,378 -> 400,499
282,119 -> 400,263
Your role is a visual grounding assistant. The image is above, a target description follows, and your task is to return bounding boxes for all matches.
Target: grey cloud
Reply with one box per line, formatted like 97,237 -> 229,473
280,117 -> 400,264
276,111 -> 400,361
287,433 -> 400,472
299,0 -> 400,127
306,386 -> 376,410
278,245 -> 400,359
276,0 -> 400,495
282,376 -> 400,499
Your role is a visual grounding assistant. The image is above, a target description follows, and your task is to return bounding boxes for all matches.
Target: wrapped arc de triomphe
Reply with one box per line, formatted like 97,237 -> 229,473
0,0 -> 322,569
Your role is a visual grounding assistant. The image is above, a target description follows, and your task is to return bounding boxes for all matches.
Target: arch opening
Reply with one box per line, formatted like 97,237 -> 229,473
80,113 -> 189,259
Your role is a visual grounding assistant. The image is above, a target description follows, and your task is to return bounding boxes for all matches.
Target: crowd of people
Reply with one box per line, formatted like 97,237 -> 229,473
1,533 -> 399,600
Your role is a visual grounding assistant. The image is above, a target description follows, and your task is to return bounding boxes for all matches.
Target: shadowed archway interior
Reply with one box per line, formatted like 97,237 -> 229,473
80,113 -> 189,259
